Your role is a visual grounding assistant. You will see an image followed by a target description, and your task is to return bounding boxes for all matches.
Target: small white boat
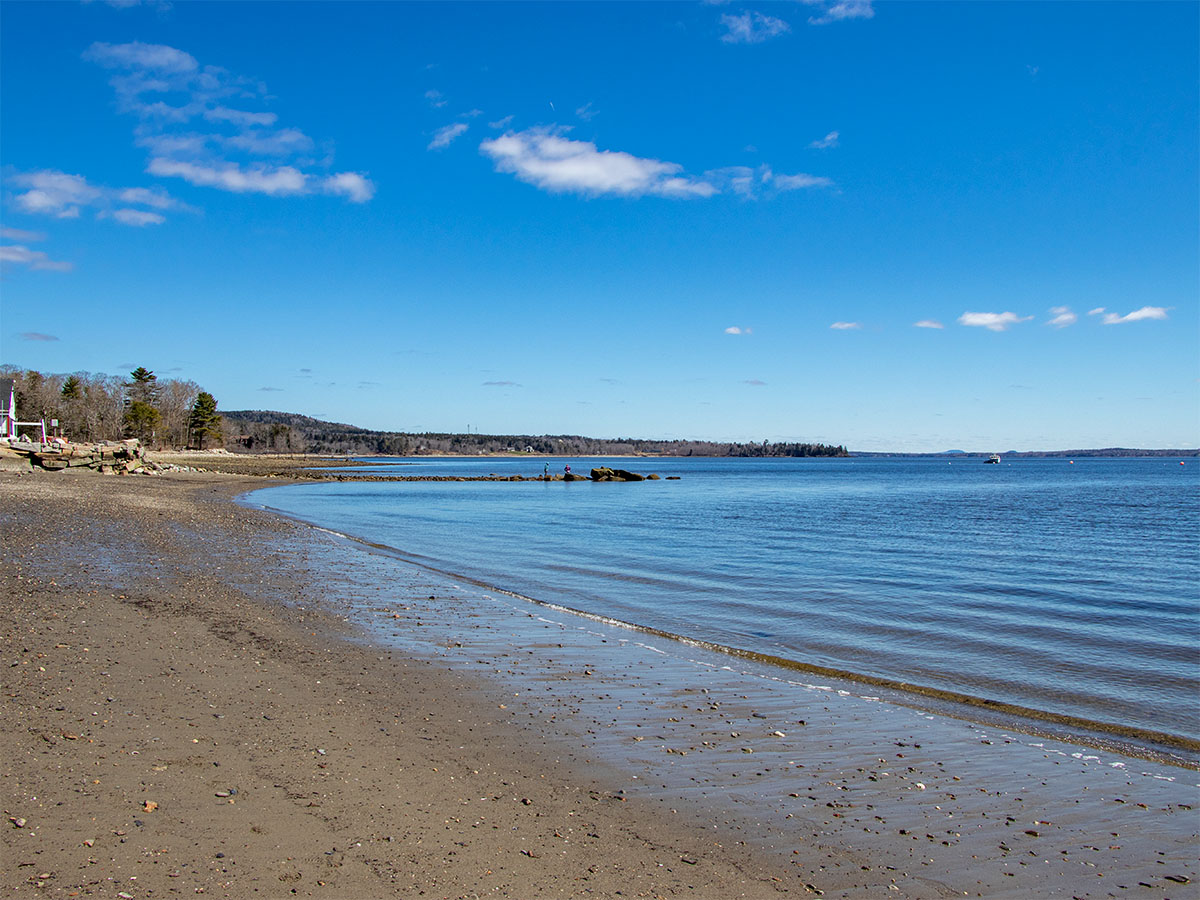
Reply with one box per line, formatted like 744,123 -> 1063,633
985,454 -> 1001,464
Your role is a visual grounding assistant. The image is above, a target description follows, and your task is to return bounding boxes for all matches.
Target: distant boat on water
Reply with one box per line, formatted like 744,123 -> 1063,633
985,454 -> 1001,464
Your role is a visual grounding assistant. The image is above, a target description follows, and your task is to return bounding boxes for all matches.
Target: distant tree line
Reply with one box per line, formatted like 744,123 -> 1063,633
2,365 -> 222,449
220,410 -> 849,458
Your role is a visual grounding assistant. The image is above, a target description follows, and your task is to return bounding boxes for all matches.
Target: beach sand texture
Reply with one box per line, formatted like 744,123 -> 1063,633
2,466 -> 1197,898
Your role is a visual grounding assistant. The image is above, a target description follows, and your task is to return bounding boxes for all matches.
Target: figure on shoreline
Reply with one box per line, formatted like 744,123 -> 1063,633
564,464 -> 571,475
544,463 -> 549,480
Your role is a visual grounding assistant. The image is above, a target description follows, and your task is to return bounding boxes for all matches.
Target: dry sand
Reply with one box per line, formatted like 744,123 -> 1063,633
3,462 -> 1198,899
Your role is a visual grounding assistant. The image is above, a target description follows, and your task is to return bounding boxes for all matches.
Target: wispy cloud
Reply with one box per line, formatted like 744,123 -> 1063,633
1,226 -> 47,242
84,41 -> 374,204
802,0 -> 875,25
424,89 -> 448,108
480,128 -> 832,200
19,332 -> 61,341
488,115 -> 514,129
809,130 -> 839,150
428,122 -> 469,150
770,171 -> 834,191
0,244 -> 74,272
258,386 -> 284,392
1095,306 -> 1169,325
830,321 -> 861,330
720,11 -> 791,43
483,380 -> 522,387
913,319 -> 944,329
743,378 -> 767,386
958,311 -> 1033,332
1047,306 -> 1078,328
109,208 -> 166,226
724,326 -> 752,335
575,102 -> 597,122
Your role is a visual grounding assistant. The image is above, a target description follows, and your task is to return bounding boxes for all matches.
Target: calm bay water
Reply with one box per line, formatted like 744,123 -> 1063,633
253,457 -> 1199,747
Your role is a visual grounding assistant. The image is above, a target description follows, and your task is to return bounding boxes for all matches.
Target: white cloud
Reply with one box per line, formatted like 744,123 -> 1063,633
771,171 -> 835,190
428,122 -> 469,150
1087,307 -> 1106,317
809,130 -> 839,150
204,106 -> 278,128
84,41 -> 374,206
958,311 -> 1033,332
147,158 -> 308,195
1047,306 -> 1078,328
720,11 -> 791,43
84,40 -> 197,74
118,186 -> 175,209
12,171 -> 101,218
802,0 -> 875,25
488,115 -> 514,129
913,319 -> 944,329
480,129 -> 832,201
724,326 -> 752,335
322,172 -> 375,203
110,208 -> 166,226
1,227 -> 46,241
480,128 -> 715,198
225,127 -> 314,156
1100,306 -> 1169,325
576,102 -> 597,122
830,321 -> 861,330
0,244 -> 73,272
9,169 -> 188,226
424,89 -> 447,108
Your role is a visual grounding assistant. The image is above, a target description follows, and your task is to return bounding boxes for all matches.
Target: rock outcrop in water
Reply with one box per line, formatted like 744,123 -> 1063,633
590,467 -> 658,482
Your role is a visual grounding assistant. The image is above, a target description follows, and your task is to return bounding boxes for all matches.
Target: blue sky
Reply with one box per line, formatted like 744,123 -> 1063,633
2,1 -> 1196,451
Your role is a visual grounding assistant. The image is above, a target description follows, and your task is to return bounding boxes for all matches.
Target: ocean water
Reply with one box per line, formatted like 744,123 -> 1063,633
252,456 -> 1199,749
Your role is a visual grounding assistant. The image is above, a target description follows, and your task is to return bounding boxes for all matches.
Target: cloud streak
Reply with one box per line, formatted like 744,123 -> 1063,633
958,311 -> 1032,332
428,122 -> 469,150
802,0 -> 875,25
1095,306 -> 1169,325
913,319 -> 944,329
0,243 -> 74,272
830,321 -> 861,330
480,128 -> 833,200
1047,306 -> 1078,328
809,130 -> 839,149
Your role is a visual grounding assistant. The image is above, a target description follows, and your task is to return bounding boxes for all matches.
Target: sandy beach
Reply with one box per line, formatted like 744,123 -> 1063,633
3,463 -> 1197,899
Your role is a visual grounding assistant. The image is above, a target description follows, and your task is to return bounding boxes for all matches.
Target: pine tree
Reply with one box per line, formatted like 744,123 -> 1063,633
188,391 -> 223,449
123,400 -> 161,443
126,367 -> 158,404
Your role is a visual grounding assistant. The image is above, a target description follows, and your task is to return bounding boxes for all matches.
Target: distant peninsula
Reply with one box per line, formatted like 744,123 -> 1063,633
221,410 -> 849,458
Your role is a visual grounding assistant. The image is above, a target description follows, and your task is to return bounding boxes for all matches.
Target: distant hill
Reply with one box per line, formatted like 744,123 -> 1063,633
219,410 -> 849,458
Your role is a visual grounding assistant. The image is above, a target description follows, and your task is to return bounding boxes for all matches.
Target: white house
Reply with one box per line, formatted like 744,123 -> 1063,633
0,378 -> 16,440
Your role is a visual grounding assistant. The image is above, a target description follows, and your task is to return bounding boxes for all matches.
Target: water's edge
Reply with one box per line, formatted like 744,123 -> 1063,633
242,487 -> 1199,769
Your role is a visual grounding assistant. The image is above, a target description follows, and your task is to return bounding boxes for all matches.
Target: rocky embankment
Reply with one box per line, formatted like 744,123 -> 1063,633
0,439 -> 206,476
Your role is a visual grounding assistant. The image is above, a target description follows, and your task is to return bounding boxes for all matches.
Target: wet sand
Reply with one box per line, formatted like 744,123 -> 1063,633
3,465 -> 1198,898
